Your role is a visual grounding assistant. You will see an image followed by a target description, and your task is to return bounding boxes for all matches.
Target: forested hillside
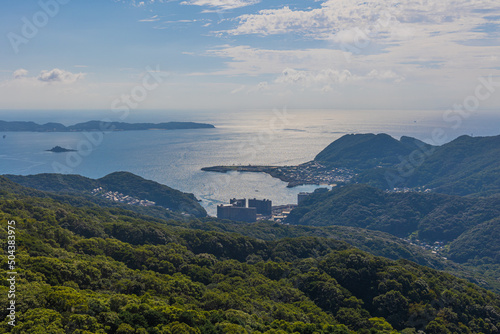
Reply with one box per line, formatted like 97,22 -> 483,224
314,134 -> 434,169
286,184 -> 500,291
1,181 -> 500,333
315,133 -> 500,197
5,172 -> 207,218
286,184 -> 500,242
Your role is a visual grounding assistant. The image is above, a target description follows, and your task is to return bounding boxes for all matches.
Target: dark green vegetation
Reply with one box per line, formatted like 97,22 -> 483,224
181,219 -> 500,293
286,184 -> 500,291
391,135 -> 500,197
5,172 -> 207,218
1,178 -> 500,333
315,133 -> 500,197
314,134 -> 434,170
448,218 -> 500,264
286,185 -> 500,242
0,120 -> 215,132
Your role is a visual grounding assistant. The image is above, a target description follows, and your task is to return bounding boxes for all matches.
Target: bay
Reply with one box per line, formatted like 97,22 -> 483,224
1,109 -> 499,215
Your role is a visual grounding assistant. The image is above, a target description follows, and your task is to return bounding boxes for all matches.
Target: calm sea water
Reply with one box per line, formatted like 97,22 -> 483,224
1,109 -> 499,215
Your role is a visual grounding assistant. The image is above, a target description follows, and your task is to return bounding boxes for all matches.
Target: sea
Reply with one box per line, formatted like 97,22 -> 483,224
1,109 -> 499,216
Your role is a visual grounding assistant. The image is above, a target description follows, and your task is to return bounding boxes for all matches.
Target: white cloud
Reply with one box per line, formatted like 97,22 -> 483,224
181,0 -> 259,11
13,69 -> 29,79
131,0 -> 146,7
224,2 -> 392,37
37,69 -> 85,84
8,68 -> 86,85
200,45 -> 349,76
117,0 -> 165,8
276,68 -> 353,87
230,85 -> 246,94
139,15 -> 160,22
367,69 -> 404,82
270,67 -> 404,94
4,1 -> 500,111
224,0 -> 500,41
199,0 -> 500,94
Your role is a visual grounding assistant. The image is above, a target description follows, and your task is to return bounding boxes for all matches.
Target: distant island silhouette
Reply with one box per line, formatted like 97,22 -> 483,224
0,120 -> 215,132
46,146 -> 77,153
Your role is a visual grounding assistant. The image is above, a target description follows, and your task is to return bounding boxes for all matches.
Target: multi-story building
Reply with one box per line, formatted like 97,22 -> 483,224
230,198 -> 247,207
217,204 -> 257,222
248,198 -> 272,215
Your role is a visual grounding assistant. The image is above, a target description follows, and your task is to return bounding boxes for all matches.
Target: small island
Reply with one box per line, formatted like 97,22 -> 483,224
46,146 -> 77,153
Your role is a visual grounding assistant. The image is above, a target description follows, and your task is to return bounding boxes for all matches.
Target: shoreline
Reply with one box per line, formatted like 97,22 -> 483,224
201,161 -> 354,188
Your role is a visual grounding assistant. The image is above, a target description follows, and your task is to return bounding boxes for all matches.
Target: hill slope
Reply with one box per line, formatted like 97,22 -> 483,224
314,133 -> 434,169
3,175 -> 497,290
286,184 -> 500,241
5,172 -> 207,218
285,184 -> 500,287
447,217 -> 500,263
403,135 -> 500,196
315,133 -> 500,196
0,185 -> 499,333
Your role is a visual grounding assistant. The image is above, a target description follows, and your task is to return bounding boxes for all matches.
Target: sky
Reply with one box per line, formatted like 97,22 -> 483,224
0,0 -> 499,112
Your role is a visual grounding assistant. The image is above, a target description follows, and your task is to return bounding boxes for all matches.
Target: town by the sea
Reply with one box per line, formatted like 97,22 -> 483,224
1,109 -> 499,216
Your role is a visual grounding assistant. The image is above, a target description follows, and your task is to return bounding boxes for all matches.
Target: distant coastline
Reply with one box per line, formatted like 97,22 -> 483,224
0,120 -> 215,132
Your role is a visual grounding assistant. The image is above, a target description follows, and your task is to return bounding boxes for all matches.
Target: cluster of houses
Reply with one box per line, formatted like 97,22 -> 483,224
277,161 -> 354,185
91,187 -> 156,207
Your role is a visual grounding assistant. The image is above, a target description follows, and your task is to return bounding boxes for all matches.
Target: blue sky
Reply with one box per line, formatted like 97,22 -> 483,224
1,0 -> 499,111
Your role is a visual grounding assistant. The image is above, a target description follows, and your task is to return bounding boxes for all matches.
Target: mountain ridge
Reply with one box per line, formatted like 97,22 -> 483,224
314,133 -> 436,169
315,133 -> 500,196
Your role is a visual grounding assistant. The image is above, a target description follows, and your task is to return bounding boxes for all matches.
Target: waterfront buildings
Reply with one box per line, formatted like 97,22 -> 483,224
217,198 -> 272,222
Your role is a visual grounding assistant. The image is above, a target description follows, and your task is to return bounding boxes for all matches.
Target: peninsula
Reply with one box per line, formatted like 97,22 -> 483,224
203,133 -> 500,197
0,120 -> 215,132
202,161 -> 354,187
201,133 -> 428,187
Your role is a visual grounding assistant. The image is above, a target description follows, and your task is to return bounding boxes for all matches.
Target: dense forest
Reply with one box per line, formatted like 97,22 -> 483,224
285,185 -> 500,290
1,178 -> 500,333
286,184 -> 500,242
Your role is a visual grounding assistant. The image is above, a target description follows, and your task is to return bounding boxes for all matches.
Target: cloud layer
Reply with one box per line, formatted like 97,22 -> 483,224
1,0 -> 499,110
181,0 -> 259,11
224,0 -> 500,40
11,69 -> 85,84
37,69 -> 85,84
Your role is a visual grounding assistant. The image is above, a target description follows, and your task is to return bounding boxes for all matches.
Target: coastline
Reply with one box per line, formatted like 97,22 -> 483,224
201,161 -> 354,188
